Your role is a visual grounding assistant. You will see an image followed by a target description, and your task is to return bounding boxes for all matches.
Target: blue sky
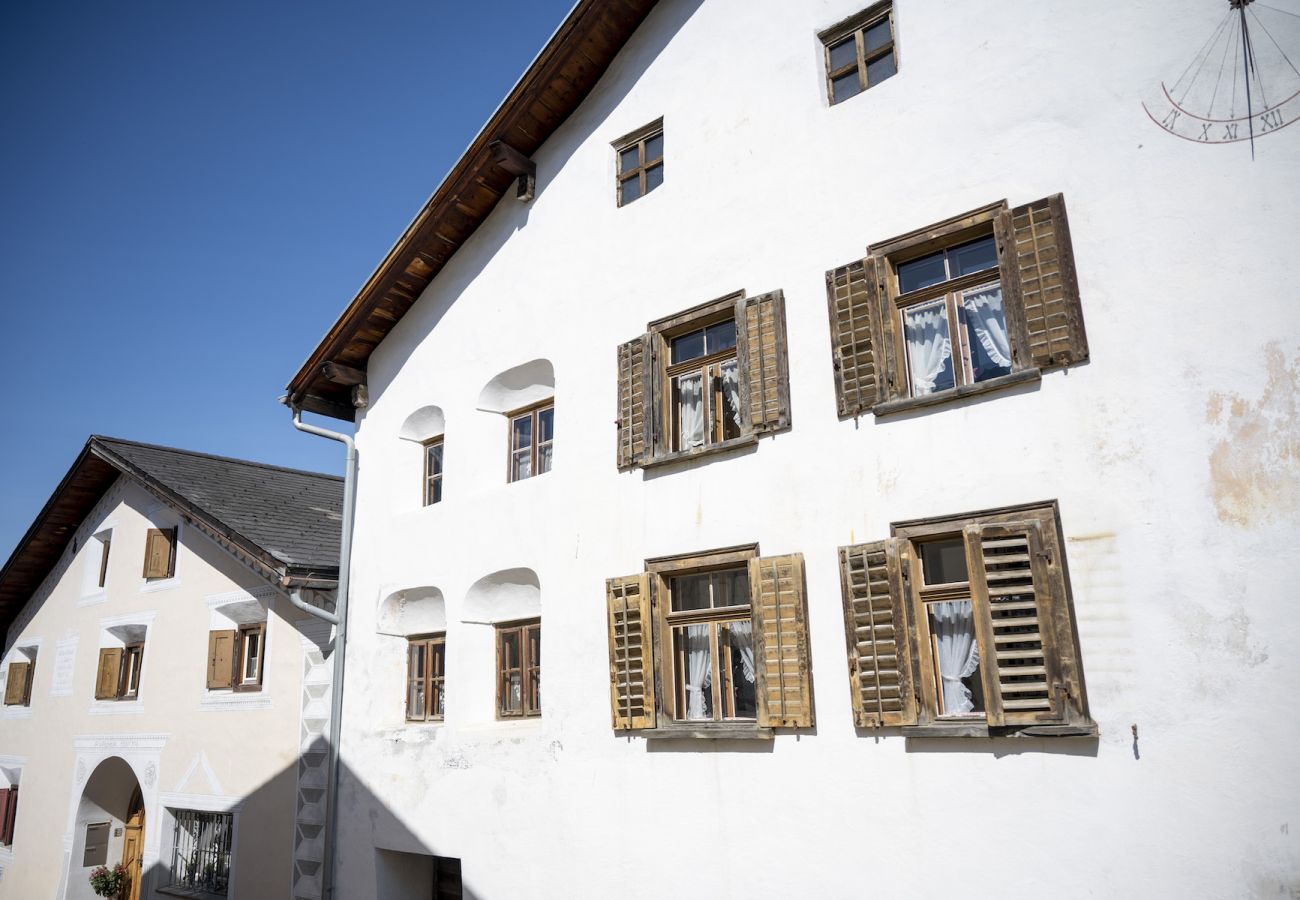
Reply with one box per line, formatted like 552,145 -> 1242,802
0,0 -> 575,558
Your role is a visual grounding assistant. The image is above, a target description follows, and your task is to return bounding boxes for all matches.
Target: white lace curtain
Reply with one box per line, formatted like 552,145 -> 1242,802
903,302 -> 952,395
684,624 -> 712,719
929,600 -> 980,715
678,375 -> 705,449
729,619 -> 755,685
962,284 -> 1012,372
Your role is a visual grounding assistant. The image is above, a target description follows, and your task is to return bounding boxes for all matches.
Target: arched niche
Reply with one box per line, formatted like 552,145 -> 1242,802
476,359 -> 554,414
377,586 -> 447,636
398,405 -> 446,443
462,568 -> 540,623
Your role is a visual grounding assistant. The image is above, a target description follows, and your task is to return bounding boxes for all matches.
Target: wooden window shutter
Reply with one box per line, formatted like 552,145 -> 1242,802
736,291 -> 792,435
1,787 -> 14,846
207,630 -> 237,690
965,520 -> 1088,728
143,528 -> 176,578
826,257 -> 888,417
838,540 -> 919,727
994,194 -> 1088,371
0,786 -> 11,844
606,574 -> 656,731
616,335 -> 652,470
749,553 -> 814,728
94,648 -> 123,700
3,662 -> 29,706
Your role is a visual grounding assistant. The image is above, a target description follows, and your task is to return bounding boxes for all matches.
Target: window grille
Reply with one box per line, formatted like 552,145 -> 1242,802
168,809 -> 232,895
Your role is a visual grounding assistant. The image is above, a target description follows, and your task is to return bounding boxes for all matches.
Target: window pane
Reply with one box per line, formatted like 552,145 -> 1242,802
719,359 -> 742,441
903,299 -> 955,395
619,145 -> 640,173
408,676 -> 426,719
620,174 -> 642,204
828,36 -> 857,71
243,634 -> 260,681
676,624 -> 714,720
949,236 -> 998,278
862,19 -> 892,54
644,163 -> 664,193
512,449 -> 532,481
511,415 -> 531,451
866,50 -> 897,85
962,283 -> 1013,383
505,672 -> 522,713
670,329 -> 706,364
704,319 -> 736,354
675,372 -> 705,450
644,133 -> 663,162
536,442 -> 553,475
428,477 -> 442,505
831,70 -> 862,103
671,573 -> 711,612
897,250 -> 948,294
710,568 -> 749,609
927,600 -> 984,715
427,442 -> 443,477
723,620 -> 757,719
537,407 -> 554,443
921,539 -> 968,585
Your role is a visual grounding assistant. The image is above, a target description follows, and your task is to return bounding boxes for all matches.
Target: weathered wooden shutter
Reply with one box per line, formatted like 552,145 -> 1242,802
749,553 -> 814,728
606,574 -> 656,731
3,663 -> 29,706
1,787 -> 14,845
94,648 -> 123,700
207,630 -> 236,690
826,257 -> 887,417
0,786 -> 11,844
615,335 -> 651,469
142,528 -> 176,578
995,194 -> 1088,371
736,291 -> 792,434
838,540 -> 919,727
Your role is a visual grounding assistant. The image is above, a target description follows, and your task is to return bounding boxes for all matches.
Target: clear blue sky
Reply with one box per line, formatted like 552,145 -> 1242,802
0,0 -> 575,559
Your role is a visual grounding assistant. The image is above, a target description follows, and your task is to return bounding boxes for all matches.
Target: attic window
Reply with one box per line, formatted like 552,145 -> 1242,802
821,3 -> 898,105
614,119 -> 663,206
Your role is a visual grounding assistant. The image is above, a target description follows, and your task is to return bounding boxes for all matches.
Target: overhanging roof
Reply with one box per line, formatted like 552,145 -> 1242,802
285,0 -> 660,421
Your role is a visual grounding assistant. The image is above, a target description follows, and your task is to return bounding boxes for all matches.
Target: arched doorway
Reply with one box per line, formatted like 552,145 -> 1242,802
67,757 -> 143,900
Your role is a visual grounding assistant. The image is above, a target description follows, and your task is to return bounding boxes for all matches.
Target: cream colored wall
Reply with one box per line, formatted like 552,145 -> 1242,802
0,475 -> 315,900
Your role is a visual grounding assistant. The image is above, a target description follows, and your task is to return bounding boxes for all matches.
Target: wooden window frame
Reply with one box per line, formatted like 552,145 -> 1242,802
232,623 -> 266,693
495,619 -> 540,719
506,400 -> 554,484
422,436 -> 445,506
821,2 -> 897,106
405,633 -> 446,723
119,642 -> 144,700
613,117 -> 663,207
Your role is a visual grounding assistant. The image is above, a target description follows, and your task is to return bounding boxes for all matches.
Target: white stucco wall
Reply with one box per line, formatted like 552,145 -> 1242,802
336,1 -> 1300,897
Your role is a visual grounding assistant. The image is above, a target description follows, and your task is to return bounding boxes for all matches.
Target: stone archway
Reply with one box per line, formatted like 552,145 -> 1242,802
66,756 -> 142,900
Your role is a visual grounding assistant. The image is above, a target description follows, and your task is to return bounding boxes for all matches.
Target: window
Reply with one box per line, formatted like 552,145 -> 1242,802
613,118 -> 663,206
821,2 -> 897,105
167,810 -> 232,896
507,402 -> 553,483
496,620 -> 540,718
97,536 -> 111,588
837,501 -> 1095,736
3,657 -> 33,707
406,634 -> 446,722
423,437 -> 444,505
616,290 -> 791,470
432,855 -> 463,899
605,546 -> 813,735
0,785 -> 18,846
82,821 -> 110,866
206,625 -> 265,692
143,527 -> 176,579
826,194 -> 1088,418
95,643 -> 143,701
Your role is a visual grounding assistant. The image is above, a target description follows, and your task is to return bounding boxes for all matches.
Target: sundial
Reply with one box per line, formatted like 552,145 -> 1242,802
1143,0 -> 1300,153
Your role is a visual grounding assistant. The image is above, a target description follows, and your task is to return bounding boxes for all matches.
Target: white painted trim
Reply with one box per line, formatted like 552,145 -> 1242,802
205,585 -> 276,608
156,793 -> 243,813
198,693 -> 272,712
49,636 -> 78,698
75,591 -> 108,608
98,610 -> 159,630
0,756 -> 27,769
87,701 -> 148,716
71,733 -> 168,751
0,707 -> 32,721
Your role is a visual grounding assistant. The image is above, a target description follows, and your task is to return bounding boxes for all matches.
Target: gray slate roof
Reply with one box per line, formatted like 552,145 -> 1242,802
95,437 -> 343,572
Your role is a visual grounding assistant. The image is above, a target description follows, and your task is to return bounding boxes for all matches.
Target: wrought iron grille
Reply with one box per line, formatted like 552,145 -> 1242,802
167,809 -> 232,895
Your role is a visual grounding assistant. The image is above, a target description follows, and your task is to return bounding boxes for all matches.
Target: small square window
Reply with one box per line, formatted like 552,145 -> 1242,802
821,3 -> 897,106
496,620 -> 540,718
507,402 -> 554,483
613,119 -> 664,206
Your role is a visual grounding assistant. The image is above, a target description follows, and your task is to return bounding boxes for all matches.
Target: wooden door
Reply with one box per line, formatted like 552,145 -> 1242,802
121,791 -> 145,900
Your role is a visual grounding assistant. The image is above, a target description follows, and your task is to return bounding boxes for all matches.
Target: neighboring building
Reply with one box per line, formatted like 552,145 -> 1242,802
0,437 -> 341,900
283,1 -> 1300,898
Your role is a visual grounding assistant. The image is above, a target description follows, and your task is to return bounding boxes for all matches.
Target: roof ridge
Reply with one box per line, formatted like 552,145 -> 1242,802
90,435 -> 344,482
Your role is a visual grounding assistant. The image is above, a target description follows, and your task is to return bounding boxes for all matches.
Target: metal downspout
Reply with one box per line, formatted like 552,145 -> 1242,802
290,407 -> 356,900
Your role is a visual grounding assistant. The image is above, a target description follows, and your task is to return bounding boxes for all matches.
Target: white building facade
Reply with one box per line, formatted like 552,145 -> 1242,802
287,1 -> 1300,897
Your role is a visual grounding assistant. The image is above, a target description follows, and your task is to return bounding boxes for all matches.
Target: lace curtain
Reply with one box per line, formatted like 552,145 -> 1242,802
678,375 -> 705,450
962,284 -> 1012,377
929,600 -> 980,715
903,301 -> 953,395
684,624 -> 712,719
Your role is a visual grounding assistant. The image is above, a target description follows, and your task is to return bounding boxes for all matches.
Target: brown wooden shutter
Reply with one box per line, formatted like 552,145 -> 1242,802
995,194 -> 1088,371
0,786 -> 11,845
826,257 -> 888,417
838,540 -> 919,727
606,574 -> 656,731
736,290 -> 791,434
207,630 -> 237,690
143,528 -> 176,578
3,663 -> 28,706
94,648 -> 123,700
2,787 -> 14,846
749,553 -> 814,728
616,335 -> 651,470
